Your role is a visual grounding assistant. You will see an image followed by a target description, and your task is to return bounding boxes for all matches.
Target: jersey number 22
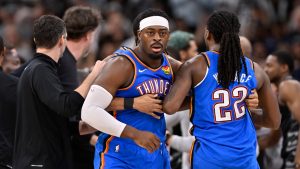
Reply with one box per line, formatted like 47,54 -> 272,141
212,86 -> 248,122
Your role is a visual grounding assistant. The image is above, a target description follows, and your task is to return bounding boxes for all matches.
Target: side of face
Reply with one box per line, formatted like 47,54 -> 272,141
264,55 -> 283,82
179,40 -> 198,62
186,40 -> 198,59
204,28 -> 209,48
138,25 -> 169,58
82,29 -> 98,58
59,33 -> 68,57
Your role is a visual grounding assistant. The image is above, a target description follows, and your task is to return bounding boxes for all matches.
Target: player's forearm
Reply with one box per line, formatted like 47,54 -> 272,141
177,97 -> 190,111
120,125 -> 140,140
79,121 -> 97,135
251,109 -> 280,129
81,85 -> 126,137
250,109 -> 265,127
106,97 -> 125,111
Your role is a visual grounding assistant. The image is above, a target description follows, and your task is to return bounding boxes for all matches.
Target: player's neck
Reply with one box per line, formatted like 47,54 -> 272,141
134,47 -> 162,69
277,74 -> 292,86
208,44 -> 220,52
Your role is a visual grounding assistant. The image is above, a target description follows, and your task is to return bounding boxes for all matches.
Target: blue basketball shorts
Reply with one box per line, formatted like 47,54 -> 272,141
190,140 -> 260,169
94,134 -> 171,169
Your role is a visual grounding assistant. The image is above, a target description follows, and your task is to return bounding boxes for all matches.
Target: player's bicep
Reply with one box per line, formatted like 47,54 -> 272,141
168,56 -> 182,75
163,61 -> 192,114
94,56 -> 133,96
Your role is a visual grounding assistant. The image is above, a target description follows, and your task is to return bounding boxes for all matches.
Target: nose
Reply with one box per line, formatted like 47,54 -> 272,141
153,32 -> 161,41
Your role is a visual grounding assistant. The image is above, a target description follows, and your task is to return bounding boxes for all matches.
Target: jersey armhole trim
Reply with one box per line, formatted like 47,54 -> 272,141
201,52 -> 210,67
165,55 -> 174,83
194,66 -> 209,88
117,55 -> 137,91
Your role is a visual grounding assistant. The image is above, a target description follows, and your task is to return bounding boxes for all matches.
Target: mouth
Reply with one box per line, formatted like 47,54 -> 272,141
151,44 -> 163,53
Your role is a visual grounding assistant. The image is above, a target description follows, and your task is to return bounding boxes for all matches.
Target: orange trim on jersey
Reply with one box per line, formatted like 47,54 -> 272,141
165,55 -> 174,82
100,111 -> 117,169
189,96 -> 193,118
189,140 -> 196,164
100,136 -> 114,169
118,55 -> 137,91
249,59 -> 254,70
211,50 -> 220,54
202,52 -> 210,67
127,48 -> 163,72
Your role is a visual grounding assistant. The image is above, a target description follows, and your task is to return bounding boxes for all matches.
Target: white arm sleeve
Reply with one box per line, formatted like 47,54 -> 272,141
81,85 -> 126,137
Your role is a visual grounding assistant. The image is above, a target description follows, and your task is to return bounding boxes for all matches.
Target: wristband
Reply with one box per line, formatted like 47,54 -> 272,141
124,98 -> 134,109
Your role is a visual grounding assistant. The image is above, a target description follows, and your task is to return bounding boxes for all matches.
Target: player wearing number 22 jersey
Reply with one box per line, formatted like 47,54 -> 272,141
189,51 -> 259,169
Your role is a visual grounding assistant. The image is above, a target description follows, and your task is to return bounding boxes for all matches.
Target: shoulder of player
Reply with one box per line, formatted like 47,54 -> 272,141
278,80 -> 300,100
279,80 -> 300,93
185,54 -> 207,71
252,61 -> 271,90
165,54 -> 182,72
104,54 -> 134,70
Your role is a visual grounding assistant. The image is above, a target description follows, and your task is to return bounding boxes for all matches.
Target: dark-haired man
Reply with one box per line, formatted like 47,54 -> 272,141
13,15 -> 104,169
61,6 -> 101,169
265,51 -> 300,169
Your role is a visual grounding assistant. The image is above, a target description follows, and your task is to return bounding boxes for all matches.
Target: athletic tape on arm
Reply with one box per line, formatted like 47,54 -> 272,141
81,85 -> 126,137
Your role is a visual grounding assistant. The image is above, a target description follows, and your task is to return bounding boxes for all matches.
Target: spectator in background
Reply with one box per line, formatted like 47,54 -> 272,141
0,36 -> 18,169
2,47 -> 21,74
13,15 -> 104,169
167,30 -> 198,62
291,35 -> 300,81
61,6 -> 101,169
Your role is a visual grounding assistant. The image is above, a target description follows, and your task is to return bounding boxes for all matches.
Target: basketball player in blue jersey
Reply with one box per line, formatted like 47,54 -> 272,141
81,9 -> 182,169
163,11 -> 281,169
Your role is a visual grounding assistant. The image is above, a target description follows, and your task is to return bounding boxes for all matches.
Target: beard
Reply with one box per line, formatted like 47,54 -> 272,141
269,75 -> 281,84
148,53 -> 162,60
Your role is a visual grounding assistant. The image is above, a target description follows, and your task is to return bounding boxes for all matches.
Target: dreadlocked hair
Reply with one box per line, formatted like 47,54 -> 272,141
207,11 -> 247,89
132,8 -> 169,46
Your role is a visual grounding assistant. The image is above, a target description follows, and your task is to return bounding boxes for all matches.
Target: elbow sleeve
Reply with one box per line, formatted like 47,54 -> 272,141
81,85 -> 126,137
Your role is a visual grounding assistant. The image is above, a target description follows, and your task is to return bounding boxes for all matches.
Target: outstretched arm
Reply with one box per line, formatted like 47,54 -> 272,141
251,62 -> 281,129
107,94 -> 163,119
163,60 -> 193,114
163,55 -> 207,114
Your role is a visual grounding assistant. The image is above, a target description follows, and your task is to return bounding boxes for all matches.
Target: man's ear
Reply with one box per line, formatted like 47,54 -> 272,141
137,30 -> 141,41
281,64 -> 289,74
57,35 -> 65,47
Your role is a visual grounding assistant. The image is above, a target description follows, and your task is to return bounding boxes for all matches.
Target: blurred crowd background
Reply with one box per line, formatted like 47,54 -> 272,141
1,0 -> 300,169
1,0 -> 300,74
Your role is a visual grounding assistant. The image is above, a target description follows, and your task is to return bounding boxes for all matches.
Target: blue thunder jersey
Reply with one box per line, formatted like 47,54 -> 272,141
94,47 -> 173,169
190,51 -> 258,168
